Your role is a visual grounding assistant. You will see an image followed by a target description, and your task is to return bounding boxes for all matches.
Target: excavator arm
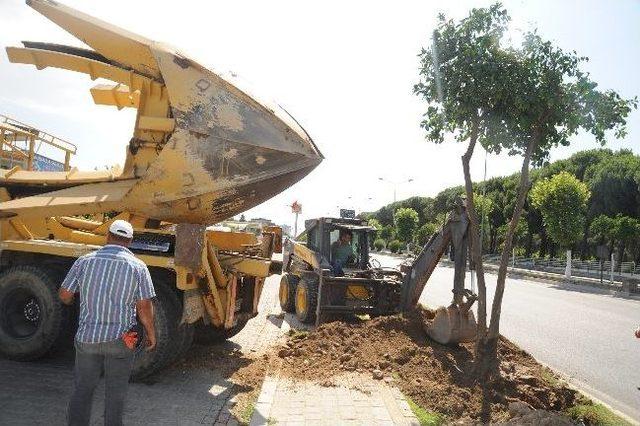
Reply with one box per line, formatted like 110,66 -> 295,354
400,203 -> 478,344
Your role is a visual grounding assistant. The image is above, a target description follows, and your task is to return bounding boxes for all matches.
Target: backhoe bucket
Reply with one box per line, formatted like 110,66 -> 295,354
424,305 -> 477,345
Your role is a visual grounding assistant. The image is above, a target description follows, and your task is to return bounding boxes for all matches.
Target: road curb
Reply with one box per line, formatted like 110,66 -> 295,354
536,360 -> 640,426
440,260 -> 640,301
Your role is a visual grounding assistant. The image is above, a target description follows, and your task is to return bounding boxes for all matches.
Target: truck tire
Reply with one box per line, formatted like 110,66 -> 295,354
295,279 -> 318,324
194,316 -> 250,345
0,266 -> 70,360
153,281 -> 194,367
279,274 -> 298,313
130,289 -> 173,381
159,284 -> 193,365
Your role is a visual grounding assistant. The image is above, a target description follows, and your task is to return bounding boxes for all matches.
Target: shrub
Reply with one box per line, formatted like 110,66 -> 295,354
373,238 -> 386,251
388,240 -> 402,253
394,208 -> 419,242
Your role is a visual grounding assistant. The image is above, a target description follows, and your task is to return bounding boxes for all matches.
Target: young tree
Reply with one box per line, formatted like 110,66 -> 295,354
530,172 -> 590,248
530,172 -> 590,275
414,222 -> 439,246
394,208 -> 419,242
415,3 -> 636,383
367,218 -> 382,248
612,215 -> 640,263
414,6 -> 516,381
589,214 -> 616,247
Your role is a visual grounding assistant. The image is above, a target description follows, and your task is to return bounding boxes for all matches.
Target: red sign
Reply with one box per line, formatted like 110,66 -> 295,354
291,201 -> 302,214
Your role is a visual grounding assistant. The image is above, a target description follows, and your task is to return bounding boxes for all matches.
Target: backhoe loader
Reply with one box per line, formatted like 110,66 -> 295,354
0,0 -> 322,378
281,201 -> 477,344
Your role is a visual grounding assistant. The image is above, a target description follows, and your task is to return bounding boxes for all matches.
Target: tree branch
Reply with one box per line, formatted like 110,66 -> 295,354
461,116 -> 489,339
487,132 -> 538,339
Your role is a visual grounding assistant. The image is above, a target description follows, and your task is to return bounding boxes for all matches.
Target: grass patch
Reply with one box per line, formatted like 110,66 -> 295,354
238,399 -> 256,426
539,367 -> 562,388
566,403 -> 632,426
407,398 -> 446,426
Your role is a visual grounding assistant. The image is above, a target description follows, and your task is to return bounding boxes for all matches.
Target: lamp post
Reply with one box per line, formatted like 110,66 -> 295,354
290,201 -> 302,237
378,177 -> 414,203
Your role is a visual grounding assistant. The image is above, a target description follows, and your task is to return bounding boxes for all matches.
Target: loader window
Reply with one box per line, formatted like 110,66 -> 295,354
329,228 -> 362,267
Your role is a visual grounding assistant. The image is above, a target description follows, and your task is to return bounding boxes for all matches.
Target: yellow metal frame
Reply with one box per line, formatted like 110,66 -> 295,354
0,114 -> 76,171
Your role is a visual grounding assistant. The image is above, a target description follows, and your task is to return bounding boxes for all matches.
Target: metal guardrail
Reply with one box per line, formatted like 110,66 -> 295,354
482,254 -> 640,281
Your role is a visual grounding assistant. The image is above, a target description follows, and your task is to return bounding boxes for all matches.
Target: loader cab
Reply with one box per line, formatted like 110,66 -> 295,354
304,217 -> 372,271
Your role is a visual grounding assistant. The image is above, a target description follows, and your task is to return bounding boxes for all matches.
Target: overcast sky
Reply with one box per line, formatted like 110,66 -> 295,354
0,0 -> 638,231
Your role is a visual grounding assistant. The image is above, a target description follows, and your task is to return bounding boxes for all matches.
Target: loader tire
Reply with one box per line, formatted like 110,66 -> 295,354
194,316 -> 250,345
279,274 -> 298,313
295,279 -> 318,324
130,287 -> 174,381
150,281 -> 194,370
0,266 -> 71,361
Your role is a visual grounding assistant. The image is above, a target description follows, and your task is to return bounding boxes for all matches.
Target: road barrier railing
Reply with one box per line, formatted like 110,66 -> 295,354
479,254 -> 639,293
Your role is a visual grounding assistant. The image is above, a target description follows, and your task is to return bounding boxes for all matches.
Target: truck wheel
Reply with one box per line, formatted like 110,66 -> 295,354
130,289 -> 173,381
279,274 -> 298,313
194,316 -> 250,344
0,266 -> 68,360
295,279 -> 318,324
151,281 -> 194,369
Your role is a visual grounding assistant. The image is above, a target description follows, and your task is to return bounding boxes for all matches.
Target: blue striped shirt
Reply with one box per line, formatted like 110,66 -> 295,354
61,244 -> 156,343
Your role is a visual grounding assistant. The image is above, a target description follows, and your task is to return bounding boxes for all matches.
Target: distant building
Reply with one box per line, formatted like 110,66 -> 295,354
250,217 -> 275,226
218,217 -> 276,236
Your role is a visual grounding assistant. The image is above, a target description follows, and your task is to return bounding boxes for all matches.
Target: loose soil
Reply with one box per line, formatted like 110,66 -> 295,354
273,308 -> 580,423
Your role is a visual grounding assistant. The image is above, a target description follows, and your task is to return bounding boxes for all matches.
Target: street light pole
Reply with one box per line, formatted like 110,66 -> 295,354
378,177 -> 414,203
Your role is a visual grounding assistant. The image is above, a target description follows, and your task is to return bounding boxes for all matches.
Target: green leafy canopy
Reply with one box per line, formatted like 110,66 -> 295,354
394,207 -> 420,242
530,171 -> 590,248
414,3 -> 637,166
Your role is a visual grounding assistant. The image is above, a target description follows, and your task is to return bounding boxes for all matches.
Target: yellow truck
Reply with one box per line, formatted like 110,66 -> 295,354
0,0 -> 322,378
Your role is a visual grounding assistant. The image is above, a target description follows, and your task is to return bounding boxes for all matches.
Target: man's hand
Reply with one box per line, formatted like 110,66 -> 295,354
145,332 -> 157,351
635,326 -> 640,339
58,288 -> 75,305
136,298 -> 156,351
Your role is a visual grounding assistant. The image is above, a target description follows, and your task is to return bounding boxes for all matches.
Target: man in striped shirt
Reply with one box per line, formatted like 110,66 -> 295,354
58,219 -> 156,426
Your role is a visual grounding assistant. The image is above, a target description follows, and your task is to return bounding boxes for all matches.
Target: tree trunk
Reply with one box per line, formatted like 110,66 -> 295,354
580,222 -> 590,260
459,118 -> 489,356
525,231 -> 533,257
478,135 -> 537,380
489,228 -> 496,253
617,241 -> 626,270
540,231 -> 548,258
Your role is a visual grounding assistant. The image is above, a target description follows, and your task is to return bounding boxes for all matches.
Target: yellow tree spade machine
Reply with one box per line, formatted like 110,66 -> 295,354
0,0 -> 322,378
281,201 -> 478,345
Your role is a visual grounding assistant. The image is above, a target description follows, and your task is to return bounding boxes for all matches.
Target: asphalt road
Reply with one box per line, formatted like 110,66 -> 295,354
373,253 -> 640,422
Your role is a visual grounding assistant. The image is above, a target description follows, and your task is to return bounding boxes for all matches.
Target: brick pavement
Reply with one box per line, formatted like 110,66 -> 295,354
250,374 -> 419,426
0,274 -> 421,425
248,313 -> 419,426
0,275 -> 283,426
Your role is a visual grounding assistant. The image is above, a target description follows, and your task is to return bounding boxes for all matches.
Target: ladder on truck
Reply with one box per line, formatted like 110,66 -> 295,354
0,114 -> 77,171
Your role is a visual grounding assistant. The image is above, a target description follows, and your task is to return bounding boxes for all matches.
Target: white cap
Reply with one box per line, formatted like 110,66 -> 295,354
109,219 -> 134,239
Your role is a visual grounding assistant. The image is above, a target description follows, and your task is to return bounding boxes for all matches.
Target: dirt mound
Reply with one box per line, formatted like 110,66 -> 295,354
275,309 -> 577,423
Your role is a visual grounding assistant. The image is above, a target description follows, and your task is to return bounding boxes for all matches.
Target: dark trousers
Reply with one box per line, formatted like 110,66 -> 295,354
68,338 -> 134,426
330,261 -> 345,277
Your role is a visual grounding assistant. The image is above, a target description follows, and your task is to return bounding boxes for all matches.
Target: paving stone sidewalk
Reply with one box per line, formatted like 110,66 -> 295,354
248,313 -> 419,426
0,273 -> 421,426
250,375 -> 419,426
0,275 -> 284,426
